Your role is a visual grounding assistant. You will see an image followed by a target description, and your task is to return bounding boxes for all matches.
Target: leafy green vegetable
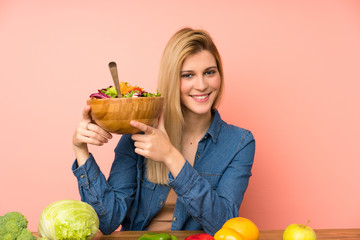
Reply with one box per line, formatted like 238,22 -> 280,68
38,200 -> 99,240
140,90 -> 161,97
100,86 -> 118,98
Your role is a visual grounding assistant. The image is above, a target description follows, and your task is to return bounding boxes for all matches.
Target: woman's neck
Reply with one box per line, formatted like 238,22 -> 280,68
182,110 -> 213,140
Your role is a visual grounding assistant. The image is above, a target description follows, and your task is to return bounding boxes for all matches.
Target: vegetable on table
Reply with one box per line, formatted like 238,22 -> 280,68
17,229 -> 37,240
214,217 -> 259,240
37,199 -> 99,240
214,227 -> 244,240
0,211 -> 36,240
137,232 -> 178,240
184,233 -> 215,239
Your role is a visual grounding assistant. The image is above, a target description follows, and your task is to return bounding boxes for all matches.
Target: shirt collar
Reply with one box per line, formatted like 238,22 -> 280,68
205,109 -> 222,143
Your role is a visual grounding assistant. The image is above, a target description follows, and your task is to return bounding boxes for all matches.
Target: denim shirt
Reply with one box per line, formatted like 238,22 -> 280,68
72,110 -> 255,235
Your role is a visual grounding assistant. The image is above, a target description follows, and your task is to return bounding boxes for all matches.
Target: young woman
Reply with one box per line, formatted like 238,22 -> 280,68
72,27 -> 255,235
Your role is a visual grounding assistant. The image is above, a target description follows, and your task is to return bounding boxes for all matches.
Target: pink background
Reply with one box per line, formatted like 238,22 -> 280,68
1,0 -> 359,232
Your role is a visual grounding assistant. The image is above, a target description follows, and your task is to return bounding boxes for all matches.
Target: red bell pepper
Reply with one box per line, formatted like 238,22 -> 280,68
184,233 -> 215,240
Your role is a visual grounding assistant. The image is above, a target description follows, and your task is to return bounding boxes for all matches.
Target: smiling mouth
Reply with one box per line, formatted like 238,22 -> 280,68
190,92 -> 211,100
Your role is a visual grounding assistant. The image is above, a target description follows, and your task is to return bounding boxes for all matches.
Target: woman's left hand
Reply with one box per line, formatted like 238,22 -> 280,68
130,111 -> 173,163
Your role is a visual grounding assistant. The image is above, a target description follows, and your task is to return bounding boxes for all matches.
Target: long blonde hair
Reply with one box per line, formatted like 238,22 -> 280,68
146,27 -> 224,184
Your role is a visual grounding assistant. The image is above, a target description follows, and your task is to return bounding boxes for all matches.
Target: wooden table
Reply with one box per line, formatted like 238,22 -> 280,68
260,229 -> 360,240
89,229 -> 360,240
33,229 -> 360,240
94,231 -> 204,240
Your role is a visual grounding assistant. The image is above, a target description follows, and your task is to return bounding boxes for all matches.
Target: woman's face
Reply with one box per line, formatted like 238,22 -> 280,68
180,50 -> 221,117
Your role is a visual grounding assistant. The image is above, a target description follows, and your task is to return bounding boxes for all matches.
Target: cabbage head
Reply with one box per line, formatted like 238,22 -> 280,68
38,200 -> 99,240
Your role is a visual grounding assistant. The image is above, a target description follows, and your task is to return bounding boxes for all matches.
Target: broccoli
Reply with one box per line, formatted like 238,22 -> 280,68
17,229 -> 36,240
0,212 -> 36,240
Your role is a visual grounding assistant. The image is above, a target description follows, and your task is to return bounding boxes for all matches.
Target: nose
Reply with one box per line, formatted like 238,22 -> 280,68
194,74 -> 208,90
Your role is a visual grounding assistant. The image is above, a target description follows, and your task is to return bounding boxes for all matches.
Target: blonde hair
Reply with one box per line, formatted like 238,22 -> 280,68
146,27 -> 224,184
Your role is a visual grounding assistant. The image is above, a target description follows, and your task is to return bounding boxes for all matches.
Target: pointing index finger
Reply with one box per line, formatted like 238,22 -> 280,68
130,120 -> 154,134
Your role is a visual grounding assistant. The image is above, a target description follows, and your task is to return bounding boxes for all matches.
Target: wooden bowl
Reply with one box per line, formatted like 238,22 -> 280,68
87,97 -> 164,134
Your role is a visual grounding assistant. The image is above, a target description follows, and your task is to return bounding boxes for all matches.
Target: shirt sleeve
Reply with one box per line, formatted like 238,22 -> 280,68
167,131 -> 255,235
72,135 -> 138,235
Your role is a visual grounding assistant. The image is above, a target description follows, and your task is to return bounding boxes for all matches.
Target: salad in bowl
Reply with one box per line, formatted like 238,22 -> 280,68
87,82 -> 163,134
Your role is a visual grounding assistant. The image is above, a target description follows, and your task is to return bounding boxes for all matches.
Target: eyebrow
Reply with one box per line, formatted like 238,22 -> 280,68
180,66 -> 218,74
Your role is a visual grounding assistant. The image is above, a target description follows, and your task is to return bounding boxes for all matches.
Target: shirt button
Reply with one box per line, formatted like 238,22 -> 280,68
197,154 -> 200,158
159,201 -> 163,206
80,174 -> 85,178
204,136 -> 208,139
173,217 -> 177,221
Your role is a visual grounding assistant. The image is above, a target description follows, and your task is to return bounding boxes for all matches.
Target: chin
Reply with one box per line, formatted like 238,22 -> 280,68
185,106 -> 213,116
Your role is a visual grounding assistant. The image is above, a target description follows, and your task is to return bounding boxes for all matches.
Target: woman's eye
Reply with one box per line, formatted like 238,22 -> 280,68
181,74 -> 193,78
204,70 -> 216,75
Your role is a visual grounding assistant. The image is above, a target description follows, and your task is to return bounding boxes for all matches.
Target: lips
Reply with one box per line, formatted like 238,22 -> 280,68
190,93 -> 211,102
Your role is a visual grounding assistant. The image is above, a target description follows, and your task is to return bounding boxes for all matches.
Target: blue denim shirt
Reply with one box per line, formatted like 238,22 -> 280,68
72,110 -> 255,235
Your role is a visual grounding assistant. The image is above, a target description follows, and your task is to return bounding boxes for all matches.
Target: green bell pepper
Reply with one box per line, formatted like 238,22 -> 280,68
137,232 -> 178,240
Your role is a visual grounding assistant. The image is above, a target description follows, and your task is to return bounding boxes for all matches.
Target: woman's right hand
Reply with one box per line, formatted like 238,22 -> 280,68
72,105 -> 113,165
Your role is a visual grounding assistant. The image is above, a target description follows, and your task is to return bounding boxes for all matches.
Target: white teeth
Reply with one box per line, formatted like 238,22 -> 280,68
192,95 -> 207,100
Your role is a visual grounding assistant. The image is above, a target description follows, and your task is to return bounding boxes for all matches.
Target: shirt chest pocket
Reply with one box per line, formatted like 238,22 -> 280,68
141,177 -> 156,190
199,173 -> 222,190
